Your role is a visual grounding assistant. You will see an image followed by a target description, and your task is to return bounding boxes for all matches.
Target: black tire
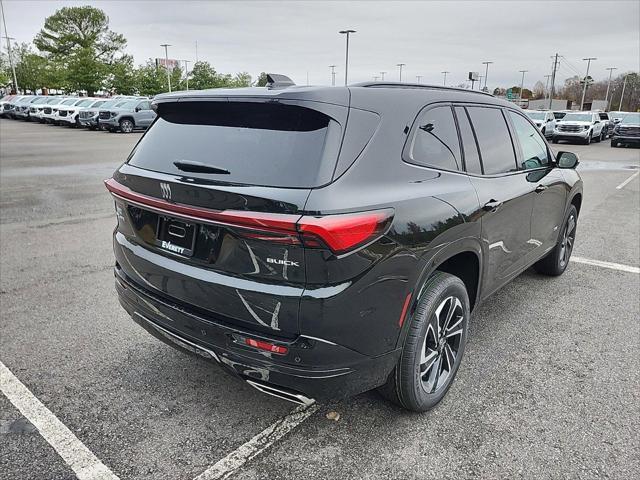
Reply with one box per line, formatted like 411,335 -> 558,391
379,272 -> 469,412
534,205 -> 578,276
610,141 -> 618,148
584,132 -> 592,145
119,118 -> 134,133
552,137 -> 558,144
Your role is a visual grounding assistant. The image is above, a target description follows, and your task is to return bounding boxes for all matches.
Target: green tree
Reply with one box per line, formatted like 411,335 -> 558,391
232,72 -> 252,88
189,61 -> 219,90
34,6 -> 127,94
135,61 -> 165,96
107,55 -> 137,95
256,72 -> 268,87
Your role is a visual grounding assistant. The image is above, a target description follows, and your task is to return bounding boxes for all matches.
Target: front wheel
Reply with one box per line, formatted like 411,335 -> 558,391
584,132 -> 592,145
611,140 -> 618,148
534,205 -> 578,276
379,272 -> 469,412
119,118 -> 134,133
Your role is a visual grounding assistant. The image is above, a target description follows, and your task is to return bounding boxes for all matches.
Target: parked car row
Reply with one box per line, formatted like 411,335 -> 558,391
0,94 -> 156,133
523,108 -> 639,147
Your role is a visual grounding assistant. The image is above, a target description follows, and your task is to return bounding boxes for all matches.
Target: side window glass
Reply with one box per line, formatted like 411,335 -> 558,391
142,101 -> 151,110
408,105 -> 461,171
507,111 -> 550,170
454,107 -> 482,175
466,107 -> 517,175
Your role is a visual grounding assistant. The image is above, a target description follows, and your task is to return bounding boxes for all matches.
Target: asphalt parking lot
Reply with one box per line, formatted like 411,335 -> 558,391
1,118 -> 639,480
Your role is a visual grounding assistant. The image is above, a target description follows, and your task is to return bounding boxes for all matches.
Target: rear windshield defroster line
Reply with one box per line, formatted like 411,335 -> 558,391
127,101 -> 343,188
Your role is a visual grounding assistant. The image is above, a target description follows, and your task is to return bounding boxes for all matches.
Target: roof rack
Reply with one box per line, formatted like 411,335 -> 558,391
353,82 -> 494,96
266,73 -> 295,90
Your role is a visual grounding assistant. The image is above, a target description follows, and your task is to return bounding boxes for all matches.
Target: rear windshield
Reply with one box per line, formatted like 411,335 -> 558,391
128,101 -> 342,188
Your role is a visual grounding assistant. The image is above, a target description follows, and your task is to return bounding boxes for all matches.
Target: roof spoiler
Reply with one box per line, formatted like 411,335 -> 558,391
266,73 -> 295,90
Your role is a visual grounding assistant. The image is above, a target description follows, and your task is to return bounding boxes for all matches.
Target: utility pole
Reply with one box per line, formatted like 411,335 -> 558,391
397,63 -> 405,82
482,61 -> 493,90
160,44 -> 172,92
548,53 -> 559,110
339,29 -> 356,86
544,74 -> 551,101
416,75 -> 422,84
183,60 -> 191,90
0,0 -> 18,94
329,65 -> 336,86
380,71 -> 386,81
604,67 -> 617,108
441,71 -> 450,86
619,74 -> 628,111
518,70 -> 528,105
580,57 -> 597,110
195,41 -> 198,63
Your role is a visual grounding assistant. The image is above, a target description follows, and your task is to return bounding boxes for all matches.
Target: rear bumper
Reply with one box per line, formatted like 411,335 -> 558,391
114,267 -> 400,402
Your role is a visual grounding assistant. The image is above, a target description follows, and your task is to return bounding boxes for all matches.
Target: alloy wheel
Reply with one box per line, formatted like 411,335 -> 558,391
120,120 -> 134,133
559,213 -> 576,268
419,296 -> 465,393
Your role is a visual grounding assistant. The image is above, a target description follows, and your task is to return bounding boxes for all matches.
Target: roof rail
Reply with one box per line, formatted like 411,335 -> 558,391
353,82 -> 494,96
266,73 -> 295,90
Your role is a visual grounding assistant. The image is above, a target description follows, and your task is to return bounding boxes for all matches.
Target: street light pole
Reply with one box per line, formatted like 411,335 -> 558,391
339,29 -> 356,86
604,67 -> 617,108
416,75 -> 422,84
441,71 -> 449,86
619,74 -> 628,111
580,57 -> 597,110
397,63 -> 405,82
518,69 -> 528,104
329,65 -> 336,86
481,61 -> 493,90
380,71 -> 386,81
160,44 -> 172,92
0,0 -> 18,93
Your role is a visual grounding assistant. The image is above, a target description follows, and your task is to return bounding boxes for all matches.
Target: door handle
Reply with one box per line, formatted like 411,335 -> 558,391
483,199 -> 503,212
535,184 -> 548,193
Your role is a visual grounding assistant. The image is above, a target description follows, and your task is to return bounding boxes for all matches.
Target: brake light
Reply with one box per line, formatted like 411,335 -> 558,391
297,209 -> 394,254
104,179 -> 393,254
245,338 -> 288,355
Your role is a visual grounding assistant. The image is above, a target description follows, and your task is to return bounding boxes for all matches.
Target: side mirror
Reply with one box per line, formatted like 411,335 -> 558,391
557,151 -> 579,169
594,120 -> 600,124
135,107 -> 140,112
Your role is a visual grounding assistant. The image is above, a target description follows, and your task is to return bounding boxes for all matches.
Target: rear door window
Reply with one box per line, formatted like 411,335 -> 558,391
466,107 -> 517,175
407,105 -> 461,171
128,101 -> 343,188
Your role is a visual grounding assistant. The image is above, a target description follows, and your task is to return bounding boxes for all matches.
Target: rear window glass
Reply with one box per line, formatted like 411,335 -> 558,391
407,105 -> 461,171
128,101 -> 343,188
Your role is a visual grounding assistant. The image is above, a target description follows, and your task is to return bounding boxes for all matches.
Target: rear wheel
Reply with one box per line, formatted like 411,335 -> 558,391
534,205 -> 577,276
119,118 -> 134,133
379,272 -> 469,412
610,140 -> 618,148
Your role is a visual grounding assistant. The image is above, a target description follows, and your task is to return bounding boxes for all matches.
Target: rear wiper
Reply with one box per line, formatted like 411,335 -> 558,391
173,160 -> 230,175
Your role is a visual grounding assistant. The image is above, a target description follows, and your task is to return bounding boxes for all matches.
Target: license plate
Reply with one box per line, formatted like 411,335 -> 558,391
155,216 -> 197,257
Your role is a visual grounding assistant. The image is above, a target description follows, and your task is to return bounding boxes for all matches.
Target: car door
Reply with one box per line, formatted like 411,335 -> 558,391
135,101 -> 152,127
462,105 -> 536,297
546,112 -> 556,135
506,110 -> 567,258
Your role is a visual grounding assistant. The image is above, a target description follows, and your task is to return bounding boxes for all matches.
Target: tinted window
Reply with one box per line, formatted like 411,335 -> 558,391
467,107 -> 517,175
408,106 -> 461,171
128,101 -> 342,188
454,107 -> 482,175
508,111 -> 550,170
137,101 -> 151,110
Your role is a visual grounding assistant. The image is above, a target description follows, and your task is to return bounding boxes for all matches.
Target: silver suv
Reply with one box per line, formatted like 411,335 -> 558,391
98,99 -> 155,133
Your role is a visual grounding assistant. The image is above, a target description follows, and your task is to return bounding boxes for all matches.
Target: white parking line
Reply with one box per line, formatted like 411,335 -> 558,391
571,256 -> 640,274
616,171 -> 639,190
0,361 -> 120,480
194,403 -> 319,480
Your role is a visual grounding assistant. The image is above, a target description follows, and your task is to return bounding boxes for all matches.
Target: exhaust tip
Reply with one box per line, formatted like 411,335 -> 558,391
246,379 -> 315,406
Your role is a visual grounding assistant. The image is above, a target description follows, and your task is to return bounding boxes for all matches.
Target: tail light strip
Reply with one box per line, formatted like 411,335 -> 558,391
105,178 -> 393,254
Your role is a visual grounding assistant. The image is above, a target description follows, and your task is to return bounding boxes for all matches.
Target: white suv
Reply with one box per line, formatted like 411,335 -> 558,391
523,110 -> 556,138
552,111 -> 605,145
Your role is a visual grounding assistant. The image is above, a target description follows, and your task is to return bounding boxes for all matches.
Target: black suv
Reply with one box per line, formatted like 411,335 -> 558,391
106,75 -> 583,412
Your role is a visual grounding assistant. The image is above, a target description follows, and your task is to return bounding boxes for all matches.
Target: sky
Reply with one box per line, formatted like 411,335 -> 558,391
2,0 -> 639,91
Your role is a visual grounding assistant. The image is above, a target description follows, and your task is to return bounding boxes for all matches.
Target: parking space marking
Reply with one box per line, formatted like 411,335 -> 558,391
616,171 -> 639,190
194,403 -> 318,480
571,256 -> 640,274
0,361 -> 120,480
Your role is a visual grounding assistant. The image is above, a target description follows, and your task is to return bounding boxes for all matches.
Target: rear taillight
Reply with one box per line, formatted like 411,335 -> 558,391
105,179 -> 393,254
245,338 -> 288,355
297,210 -> 394,254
